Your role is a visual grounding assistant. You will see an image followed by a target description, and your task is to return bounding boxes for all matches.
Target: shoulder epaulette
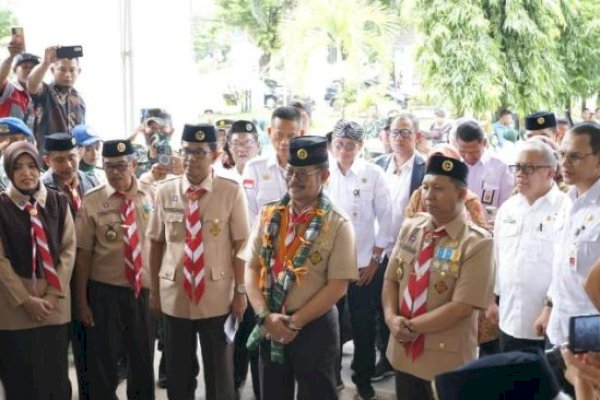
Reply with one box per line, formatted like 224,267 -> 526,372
467,222 -> 491,237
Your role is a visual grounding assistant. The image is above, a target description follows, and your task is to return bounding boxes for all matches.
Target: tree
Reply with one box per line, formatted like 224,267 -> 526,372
0,8 -> 17,41
215,0 -> 295,75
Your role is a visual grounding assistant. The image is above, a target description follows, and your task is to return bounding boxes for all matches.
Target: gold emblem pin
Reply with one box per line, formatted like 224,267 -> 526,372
309,251 -> 323,265
195,131 -> 205,141
537,117 -> 545,125
117,142 -> 126,153
434,280 -> 448,294
28,208 -> 38,216
442,160 -> 454,172
210,224 -> 221,236
105,226 -> 118,241
0,124 -> 9,133
297,148 -> 308,160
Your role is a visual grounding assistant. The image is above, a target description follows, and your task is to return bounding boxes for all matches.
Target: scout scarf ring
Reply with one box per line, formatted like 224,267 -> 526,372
246,192 -> 331,363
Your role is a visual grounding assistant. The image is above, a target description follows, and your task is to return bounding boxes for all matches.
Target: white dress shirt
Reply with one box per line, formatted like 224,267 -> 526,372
547,177 -> 600,345
494,184 -> 568,340
241,152 -> 287,227
465,150 -> 514,223
326,158 -> 394,268
384,154 -> 414,256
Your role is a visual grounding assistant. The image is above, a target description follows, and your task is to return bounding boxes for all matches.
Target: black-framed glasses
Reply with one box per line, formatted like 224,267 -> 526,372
557,151 -> 597,164
390,129 -> 413,138
103,163 -> 130,173
332,140 -> 358,151
229,139 -> 257,148
284,168 -> 321,182
178,148 -> 210,158
508,164 -> 553,175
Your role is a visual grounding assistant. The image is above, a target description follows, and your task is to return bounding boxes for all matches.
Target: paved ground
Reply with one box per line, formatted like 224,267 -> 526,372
70,341 -> 396,399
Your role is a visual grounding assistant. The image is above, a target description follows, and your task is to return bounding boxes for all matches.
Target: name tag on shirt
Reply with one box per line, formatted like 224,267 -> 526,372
568,243 -> 577,271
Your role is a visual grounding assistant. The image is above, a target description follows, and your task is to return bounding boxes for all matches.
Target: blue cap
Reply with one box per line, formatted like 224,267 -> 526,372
72,124 -> 101,147
0,117 -> 33,138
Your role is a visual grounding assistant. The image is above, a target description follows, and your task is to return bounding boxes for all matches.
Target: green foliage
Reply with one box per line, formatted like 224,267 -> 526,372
0,9 -> 16,40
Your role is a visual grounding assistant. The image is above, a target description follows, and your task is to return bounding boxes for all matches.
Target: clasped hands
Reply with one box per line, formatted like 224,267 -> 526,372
387,315 -> 418,343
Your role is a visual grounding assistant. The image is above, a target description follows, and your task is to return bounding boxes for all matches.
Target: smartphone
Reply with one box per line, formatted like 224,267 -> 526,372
569,315 -> 600,354
10,27 -> 25,50
56,45 -> 83,59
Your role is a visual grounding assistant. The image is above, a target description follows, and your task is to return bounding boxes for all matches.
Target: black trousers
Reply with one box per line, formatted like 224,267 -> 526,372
163,313 -> 234,400
259,308 -> 339,400
234,305 -> 260,398
71,319 -> 89,399
395,370 -> 433,400
0,324 -> 71,400
86,281 -> 155,400
499,330 -> 546,353
348,259 -> 389,385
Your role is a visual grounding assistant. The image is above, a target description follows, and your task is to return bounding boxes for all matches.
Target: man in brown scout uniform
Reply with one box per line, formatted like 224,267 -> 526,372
382,155 -> 494,400
148,123 -> 250,400
75,139 -> 156,399
242,135 -> 359,400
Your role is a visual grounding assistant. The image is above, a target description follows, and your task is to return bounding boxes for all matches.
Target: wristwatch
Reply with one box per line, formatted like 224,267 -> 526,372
235,284 -> 246,295
371,253 -> 383,264
256,310 -> 270,326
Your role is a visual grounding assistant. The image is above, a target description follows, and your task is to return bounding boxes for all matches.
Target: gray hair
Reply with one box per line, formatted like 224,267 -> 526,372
519,140 -> 558,170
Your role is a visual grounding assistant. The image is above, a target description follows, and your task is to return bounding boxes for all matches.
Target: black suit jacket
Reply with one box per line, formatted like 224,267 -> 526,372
371,153 -> 426,196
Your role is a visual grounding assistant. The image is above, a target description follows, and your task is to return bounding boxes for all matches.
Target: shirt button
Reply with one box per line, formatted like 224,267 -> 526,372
439,342 -> 445,349
220,271 -> 225,277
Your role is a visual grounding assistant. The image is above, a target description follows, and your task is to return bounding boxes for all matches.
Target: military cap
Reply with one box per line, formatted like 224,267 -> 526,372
288,136 -> 328,167
12,53 -> 40,71
3,141 -> 42,180
102,139 -> 133,157
0,117 -> 33,138
72,124 -> 102,147
182,124 -> 217,143
44,133 -> 76,152
332,120 -> 364,141
433,349 -> 560,400
525,111 -> 556,131
426,155 -> 468,185
215,119 -> 235,131
231,120 -> 257,134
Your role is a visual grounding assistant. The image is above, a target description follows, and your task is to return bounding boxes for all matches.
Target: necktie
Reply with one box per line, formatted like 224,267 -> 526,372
183,187 -> 206,303
24,201 -> 61,290
399,228 -> 447,360
119,193 -> 143,297
63,184 -> 81,212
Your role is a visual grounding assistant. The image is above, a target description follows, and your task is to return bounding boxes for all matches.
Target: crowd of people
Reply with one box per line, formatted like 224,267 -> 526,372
1,38 -> 600,400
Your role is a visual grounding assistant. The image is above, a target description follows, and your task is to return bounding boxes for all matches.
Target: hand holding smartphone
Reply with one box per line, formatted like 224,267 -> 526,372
9,27 -> 25,53
569,315 -> 600,354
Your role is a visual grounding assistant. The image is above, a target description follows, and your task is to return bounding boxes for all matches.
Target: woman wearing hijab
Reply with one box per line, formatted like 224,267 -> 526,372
0,141 -> 76,399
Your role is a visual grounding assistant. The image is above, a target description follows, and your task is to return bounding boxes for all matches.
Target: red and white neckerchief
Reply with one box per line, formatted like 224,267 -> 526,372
399,227 -> 447,361
183,187 -> 207,303
118,193 -> 143,297
63,183 -> 81,212
23,201 -> 61,290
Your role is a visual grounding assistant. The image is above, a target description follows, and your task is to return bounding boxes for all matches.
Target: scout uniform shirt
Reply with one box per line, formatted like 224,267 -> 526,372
76,178 -> 155,289
146,174 -> 250,320
0,184 -> 76,330
384,212 -> 493,381
241,201 -> 359,313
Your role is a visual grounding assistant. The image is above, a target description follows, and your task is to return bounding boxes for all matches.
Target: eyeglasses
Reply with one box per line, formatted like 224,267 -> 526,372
557,151 -> 597,164
178,148 -> 210,158
332,140 -> 358,151
229,139 -> 257,148
103,163 -> 130,173
390,129 -> 413,138
508,164 -> 553,175
284,168 -> 321,182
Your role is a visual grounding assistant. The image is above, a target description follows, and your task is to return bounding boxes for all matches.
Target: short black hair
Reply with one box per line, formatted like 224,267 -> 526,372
396,113 -> 419,131
271,106 -> 301,124
325,131 -> 333,144
557,118 -> 569,125
499,109 -> 512,117
289,100 -> 312,118
569,122 -> 600,154
456,120 -> 485,143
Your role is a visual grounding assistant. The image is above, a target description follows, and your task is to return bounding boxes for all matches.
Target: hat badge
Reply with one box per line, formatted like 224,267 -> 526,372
71,138 -> 77,146
442,160 -> 454,172
195,131 -> 205,141
218,121 -> 225,128
117,142 -> 126,153
0,124 -> 9,133
537,117 -> 545,125
297,148 -> 308,160
246,123 -> 253,132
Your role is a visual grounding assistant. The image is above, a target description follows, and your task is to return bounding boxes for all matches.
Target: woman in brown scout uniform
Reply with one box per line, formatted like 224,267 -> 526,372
0,141 -> 76,399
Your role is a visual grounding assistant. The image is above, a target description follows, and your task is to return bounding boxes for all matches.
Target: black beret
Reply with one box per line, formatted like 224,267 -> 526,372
332,120 -> 364,141
433,349 -> 560,400
426,155 -> 468,185
288,136 -> 328,167
525,111 -> 557,131
44,133 -> 76,152
182,124 -> 217,143
215,119 -> 235,130
231,120 -> 257,134
102,139 -> 134,157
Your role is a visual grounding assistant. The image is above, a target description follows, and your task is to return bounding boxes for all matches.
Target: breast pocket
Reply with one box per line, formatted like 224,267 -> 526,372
579,232 -> 600,261
354,188 -> 375,221
164,212 -> 184,242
